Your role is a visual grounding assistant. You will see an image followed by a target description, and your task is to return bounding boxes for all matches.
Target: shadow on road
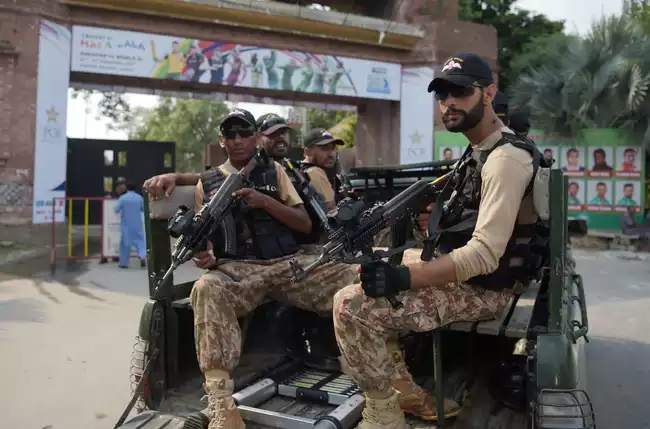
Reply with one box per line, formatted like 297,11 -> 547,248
587,335 -> 650,429
0,298 -> 47,323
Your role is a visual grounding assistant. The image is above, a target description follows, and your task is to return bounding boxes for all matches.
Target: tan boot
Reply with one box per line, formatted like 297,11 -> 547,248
388,338 -> 461,421
204,379 -> 246,429
356,390 -> 407,429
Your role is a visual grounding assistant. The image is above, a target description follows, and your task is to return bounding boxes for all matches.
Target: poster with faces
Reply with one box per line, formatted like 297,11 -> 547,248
587,146 -> 614,178
438,146 -> 462,161
538,146 -> 559,167
586,179 -> 613,212
614,181 -> 642,212
567,179 -> 585,211
615,147 -> 642,178
560,147 -> 586,177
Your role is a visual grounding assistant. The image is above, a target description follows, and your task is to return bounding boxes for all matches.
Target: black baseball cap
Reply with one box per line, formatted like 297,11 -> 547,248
509,110 -> 531,132
303,128 -> 344,147
493,91 -> 508,118
256,113 -> 291,135
427,52 -> 494,93
220,108 -> 256,131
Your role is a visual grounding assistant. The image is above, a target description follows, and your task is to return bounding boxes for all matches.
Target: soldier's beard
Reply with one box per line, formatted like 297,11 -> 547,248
443,100 -> 484,133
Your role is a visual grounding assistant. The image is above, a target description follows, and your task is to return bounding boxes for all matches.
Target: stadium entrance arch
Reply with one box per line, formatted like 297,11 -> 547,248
0,0 -> 498,225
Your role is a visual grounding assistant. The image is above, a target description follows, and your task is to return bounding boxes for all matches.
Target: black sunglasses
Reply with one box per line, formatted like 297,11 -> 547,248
434,83 -> 483,101
222,127 -> 255,139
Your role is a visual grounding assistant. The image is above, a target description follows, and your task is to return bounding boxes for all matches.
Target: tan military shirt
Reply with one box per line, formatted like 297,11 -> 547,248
304,165 -> 335,204
195,159 -> 303,212
449,127 -> 538,282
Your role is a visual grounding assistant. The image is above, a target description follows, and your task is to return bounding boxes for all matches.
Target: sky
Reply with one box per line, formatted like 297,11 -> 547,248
66,0 -> 625,140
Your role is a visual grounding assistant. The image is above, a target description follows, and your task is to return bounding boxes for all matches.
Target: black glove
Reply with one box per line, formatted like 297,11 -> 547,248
359,261 -> 411,298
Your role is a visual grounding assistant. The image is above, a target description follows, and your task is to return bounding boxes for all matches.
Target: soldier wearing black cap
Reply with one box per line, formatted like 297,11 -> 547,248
509,109 -> 531,136
300,128 -> 345,212
493,91 -> 509,126
332,52 -> 551,427
257,113 -> 293,161
145,108 -> 359,429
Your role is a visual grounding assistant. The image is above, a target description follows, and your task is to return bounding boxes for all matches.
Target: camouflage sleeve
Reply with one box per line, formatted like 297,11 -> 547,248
449,145 -> 533,281
274,162 -> 303,207
304,166 -> 335,203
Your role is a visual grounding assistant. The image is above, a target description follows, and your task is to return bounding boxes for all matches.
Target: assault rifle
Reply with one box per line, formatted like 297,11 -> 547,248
154,150 -> 267,293
288,179 -> 436,308
280,158 -> 333,236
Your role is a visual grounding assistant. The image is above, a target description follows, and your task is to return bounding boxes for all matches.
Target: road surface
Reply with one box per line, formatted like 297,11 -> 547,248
0,249 -> 649,429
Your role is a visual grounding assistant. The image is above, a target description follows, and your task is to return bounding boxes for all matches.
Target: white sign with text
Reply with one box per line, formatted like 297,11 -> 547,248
399,67 -> 434,165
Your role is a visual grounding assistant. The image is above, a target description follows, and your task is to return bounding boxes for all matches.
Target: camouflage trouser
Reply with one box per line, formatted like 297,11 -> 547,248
190,248 -> 358,373
333,280 -> 514,392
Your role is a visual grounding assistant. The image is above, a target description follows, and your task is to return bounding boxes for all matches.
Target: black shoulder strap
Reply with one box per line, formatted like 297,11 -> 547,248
491,132 -> 542,197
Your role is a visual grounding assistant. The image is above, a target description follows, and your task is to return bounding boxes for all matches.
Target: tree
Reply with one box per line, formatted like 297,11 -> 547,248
128,98 -> 231,172
625,0 -> 650,33
305,108 -> 357,146
509,32 -> 581,95
510,14 -> 650,146
70,89 -> 132,124
459,0 -> 565,93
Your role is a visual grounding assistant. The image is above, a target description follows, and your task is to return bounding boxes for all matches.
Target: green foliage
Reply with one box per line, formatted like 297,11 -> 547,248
306,108 -> 357,146
510,14 -> 650,147
127,98 -> 230,173
459,0 -> 565,93
509,32 -> 581,100
624,0 -> 650,33
70,89 -> 132,124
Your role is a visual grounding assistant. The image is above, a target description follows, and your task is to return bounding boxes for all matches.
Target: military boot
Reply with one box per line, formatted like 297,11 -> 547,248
388,338 -> 461,421
356,390 -> 407,429
204,378 -> 246,429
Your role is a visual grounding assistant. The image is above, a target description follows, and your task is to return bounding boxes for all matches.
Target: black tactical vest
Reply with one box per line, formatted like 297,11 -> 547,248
436,132 -> 550,291
200,164 -> 300,260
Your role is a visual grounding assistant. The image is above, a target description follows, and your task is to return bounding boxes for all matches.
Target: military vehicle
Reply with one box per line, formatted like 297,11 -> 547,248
114,161 -> 594,429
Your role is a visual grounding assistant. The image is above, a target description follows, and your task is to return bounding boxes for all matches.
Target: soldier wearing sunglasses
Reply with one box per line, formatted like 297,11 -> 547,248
332,52 -> 550,426
146,108 -> 360,429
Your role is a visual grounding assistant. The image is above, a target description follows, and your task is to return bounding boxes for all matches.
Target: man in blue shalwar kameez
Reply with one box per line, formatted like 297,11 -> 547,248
113,182 -> 146,268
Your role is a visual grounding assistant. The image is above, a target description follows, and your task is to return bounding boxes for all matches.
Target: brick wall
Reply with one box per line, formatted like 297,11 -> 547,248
0,0 -> 497,227
0,1 -> 69,231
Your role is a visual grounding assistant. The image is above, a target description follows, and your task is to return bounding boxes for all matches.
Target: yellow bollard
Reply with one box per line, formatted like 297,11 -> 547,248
68,199 -> 72,257
84,199 -> 89,257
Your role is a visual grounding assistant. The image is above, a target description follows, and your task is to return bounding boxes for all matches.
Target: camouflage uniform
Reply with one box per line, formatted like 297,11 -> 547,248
190,248 -> 357,373
333,278 -> 513,393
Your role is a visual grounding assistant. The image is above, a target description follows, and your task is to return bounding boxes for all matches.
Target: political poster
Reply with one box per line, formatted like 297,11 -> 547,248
71,25 -> 402,101
585,179 -> 613,212
559,147 -> 586,177
615,146 -> 642,178
587,146 -> 614,178
567,179 -> 585,212
32,20 -> 71,224
614,181 -> 642,213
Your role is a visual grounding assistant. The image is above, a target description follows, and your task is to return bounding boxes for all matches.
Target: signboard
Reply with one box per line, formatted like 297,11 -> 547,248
33,20 -> 71,224
434,128 -> 646,233
399,67 -> 434,164
102,199 -> 145,258
534,128 -> 646,231
71,25 -> 402,101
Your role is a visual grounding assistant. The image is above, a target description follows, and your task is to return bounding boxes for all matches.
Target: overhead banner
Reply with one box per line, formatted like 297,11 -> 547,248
33,20 -> 71,224
71,25 -> 401,101
399,67 -> 434,164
